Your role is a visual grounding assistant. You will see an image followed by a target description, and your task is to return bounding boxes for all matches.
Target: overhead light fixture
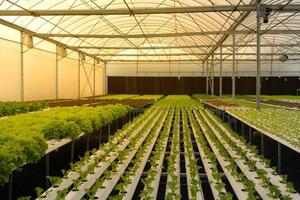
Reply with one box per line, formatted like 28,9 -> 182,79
280,54 -> 288,62
22,33 -> 33,48
261,5 -> 272,23
56,45 -> 67,57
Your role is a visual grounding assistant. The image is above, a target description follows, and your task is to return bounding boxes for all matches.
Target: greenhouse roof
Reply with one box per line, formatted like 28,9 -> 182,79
0,0 -> 300,62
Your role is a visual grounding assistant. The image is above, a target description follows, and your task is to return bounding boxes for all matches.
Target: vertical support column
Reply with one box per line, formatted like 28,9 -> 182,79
219,47 -> 223,98
211,54 -> 214,96
242,123 -> 245,137
93,59 -> 96,97
20,32 -> 24,102
77,53 -> 81,99
249,127 -> 252,144
45,154 -> 49,188
202,61 -> 205,77
8,172 -> 13,200
261,133 -> 264,155
256,0 -> 261,109
206,60 -> 209,95
98,128 -> 102,146
234,118 -> 237,132
70,141 -> 75,163
270,37 -> 274,76
104,62 -> 108,94
232,30 -> 236,100
86,134 -> 90,151
277,142 -> 282,174
55,48 -> 59,100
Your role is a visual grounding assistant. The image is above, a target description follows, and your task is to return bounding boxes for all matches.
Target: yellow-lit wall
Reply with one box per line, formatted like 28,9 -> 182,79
0,37 -> 105,101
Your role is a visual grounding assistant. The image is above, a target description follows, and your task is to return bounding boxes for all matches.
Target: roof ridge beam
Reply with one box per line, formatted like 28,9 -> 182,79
36,29 -> 300,38
72,43 -> 300,49
0,4 -> 299,16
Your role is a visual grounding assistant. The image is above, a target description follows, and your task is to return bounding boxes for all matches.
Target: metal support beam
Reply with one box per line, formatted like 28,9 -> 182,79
55,48 -> 59,100
104,62 -> 108,94
1,4 -> 299,16
271,37 -> 275,76
232,30 -> 236,101
20,32 -> 24,102
93,59 -> 96,97
219,47 -> 223,98
93,52 -> 300,57
261,133 -> 264,155
72,43 -> 300,49
0,19 -> 103,62
211,54 -> 214,96
203,0 -> 255,62
78,53 -> 81,99
37,29 -> 300,38
256,0 -> 261,109
206,60 -> 209,95
105,58 -> 300,62
7,172 -> 13,200
70,141 -> 75,163
45,154 -> 49,188
277,142 -> 282,174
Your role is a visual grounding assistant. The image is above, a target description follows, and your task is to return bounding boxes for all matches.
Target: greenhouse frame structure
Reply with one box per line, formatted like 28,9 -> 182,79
0,0 -> 300,107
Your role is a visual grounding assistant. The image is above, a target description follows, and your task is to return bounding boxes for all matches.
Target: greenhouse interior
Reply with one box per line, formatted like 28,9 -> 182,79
1,0 -> 300,200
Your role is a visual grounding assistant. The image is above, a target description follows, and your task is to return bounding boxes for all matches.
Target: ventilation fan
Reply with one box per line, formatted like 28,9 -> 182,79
280,54 -> 288,62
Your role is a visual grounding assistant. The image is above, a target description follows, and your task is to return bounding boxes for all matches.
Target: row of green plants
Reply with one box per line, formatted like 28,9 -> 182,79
132,95 -> 163,100
188,108 -> 233,200
156,95 -> 202,108
25,95 -> 299,199
140,107 -> 174,199
182,108 -> 202,199
205,110 -> 298,199
200,109 -> 299,199
228,107 -> 300,148
192,94 -> 220,100
195,110 -> 252,199
98,94 -> 139,100
38,107 -> 162,199
0,104 -> 130,185
108,108 -> 169,199
0,101 -> 47,117
165,108 -> 181,200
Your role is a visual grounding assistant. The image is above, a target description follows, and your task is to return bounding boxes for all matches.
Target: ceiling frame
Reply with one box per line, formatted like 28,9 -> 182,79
0,4 -> 299,16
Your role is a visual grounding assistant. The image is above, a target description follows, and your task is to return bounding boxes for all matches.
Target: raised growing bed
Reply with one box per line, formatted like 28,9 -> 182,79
0,107 -> 139,200
202,101 -> 300,193
47,98 -> 154,109
256,100 -> 300,109
34,95 -> 300,200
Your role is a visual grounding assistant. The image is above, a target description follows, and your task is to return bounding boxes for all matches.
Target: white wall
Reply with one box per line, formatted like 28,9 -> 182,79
0,36 -> 105,101
24,48 -> 56,100
58,57 -> 78,99
0,39 -> 21,101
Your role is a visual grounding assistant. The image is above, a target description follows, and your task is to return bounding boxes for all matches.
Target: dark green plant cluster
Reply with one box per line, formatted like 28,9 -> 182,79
0,104 -> 130,185
0,101 -> 47,117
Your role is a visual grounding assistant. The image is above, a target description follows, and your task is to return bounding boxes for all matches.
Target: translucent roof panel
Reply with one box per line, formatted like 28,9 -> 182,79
0,0 -> 299,62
